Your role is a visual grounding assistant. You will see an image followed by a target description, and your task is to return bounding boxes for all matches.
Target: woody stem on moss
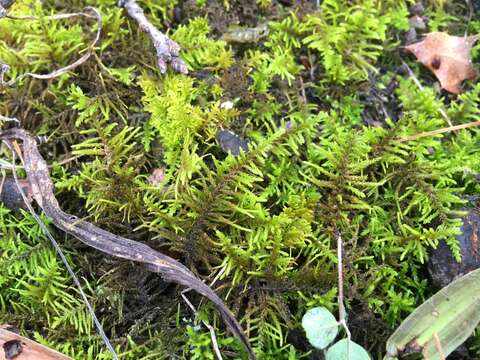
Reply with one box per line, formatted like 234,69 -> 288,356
118,0 -> 188,74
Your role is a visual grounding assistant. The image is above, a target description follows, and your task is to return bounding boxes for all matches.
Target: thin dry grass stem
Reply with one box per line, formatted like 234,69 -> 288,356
0,114 -> 19,124
433,333 -> 446,360
0,170 -> 5,198
337,234 -> 351,356
397,119 -> 480,142
181,292 -> 224,360
1,7 -> 101,86
400,60 -> 452,127
181,267 -> 228,360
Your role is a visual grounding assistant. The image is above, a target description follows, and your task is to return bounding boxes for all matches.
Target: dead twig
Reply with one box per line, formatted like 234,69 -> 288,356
7,143 -> 118,360
181,292 -> 223,360
118,0 -> 188,74
0,128 -> 255,360
1,7 -> 101,86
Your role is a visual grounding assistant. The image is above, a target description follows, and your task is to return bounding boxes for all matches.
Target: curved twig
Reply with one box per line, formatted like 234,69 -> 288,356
0,128 -> 255,360
8,147 -> 118,360
1,7 -> 101,86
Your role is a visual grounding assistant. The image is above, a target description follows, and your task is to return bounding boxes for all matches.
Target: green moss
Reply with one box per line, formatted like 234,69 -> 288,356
1,0 -> 480,358
172,17 -> 234,71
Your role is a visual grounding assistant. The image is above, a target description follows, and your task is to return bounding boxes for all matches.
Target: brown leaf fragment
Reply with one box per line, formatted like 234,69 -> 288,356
405,32 -> 479,94
4,340 -> 22,359
147,167 -> 166,187
0,328 -> 71,359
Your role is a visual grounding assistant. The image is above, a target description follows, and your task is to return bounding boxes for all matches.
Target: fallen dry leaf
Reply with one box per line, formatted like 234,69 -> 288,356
405,32 -> 479,94
0,326 -> 72,360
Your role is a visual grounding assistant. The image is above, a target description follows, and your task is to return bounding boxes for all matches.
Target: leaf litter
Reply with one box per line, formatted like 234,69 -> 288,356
406,32 -> 479,94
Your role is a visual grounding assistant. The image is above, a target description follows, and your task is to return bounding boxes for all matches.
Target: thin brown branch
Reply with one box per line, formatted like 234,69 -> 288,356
8,145 -> 118,360
0,128 -> 255,360
182,267 -> 227,360
1,7 -> 101,86
118,0 -> 188,74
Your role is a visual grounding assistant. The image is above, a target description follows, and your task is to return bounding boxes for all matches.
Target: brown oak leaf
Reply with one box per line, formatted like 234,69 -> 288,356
405,32 -> 479,94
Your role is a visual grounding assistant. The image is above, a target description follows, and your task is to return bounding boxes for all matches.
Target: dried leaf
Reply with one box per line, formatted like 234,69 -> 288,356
405,32 -> 479,94
0,327 -> 72,359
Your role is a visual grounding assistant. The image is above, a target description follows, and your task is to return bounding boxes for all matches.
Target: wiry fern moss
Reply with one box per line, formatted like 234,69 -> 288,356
1,0 -> 480,358
0,206 -> 179,359
301,0 -> 410,83
172,17 -> 235,71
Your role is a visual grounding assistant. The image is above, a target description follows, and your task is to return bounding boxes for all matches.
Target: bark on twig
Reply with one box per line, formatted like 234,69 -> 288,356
0,128 -> 255,360
118,0 -> 188,74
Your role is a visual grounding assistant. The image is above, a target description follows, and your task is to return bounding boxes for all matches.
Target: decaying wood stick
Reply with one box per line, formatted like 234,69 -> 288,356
8,146 -> 119,360
0,128 -> 255,360
118,0 -> 188,74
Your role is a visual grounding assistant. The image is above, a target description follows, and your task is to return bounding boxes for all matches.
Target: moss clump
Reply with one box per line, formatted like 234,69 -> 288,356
1,0 -> 480,358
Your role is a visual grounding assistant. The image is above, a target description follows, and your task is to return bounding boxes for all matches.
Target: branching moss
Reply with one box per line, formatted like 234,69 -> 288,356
172,17 -> 234,71
301,0 -> 410,83
1,0 -> 480,358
